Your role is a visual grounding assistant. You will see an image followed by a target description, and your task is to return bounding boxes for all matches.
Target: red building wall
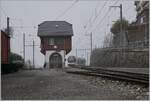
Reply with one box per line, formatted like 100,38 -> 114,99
1,31 -> 10,64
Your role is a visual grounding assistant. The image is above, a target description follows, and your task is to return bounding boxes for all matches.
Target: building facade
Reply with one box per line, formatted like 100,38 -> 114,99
1,30 -> 10,64
112,1 -> 149,48
38,21 -> 73,68
135,1 -> 149,25
127,1 -> 149,44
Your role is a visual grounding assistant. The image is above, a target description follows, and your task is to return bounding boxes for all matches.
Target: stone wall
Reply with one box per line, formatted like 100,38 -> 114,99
90,48 -> 149,68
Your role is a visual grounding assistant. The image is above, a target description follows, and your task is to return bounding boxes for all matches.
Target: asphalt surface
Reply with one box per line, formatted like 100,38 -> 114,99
1,69 -> 142,100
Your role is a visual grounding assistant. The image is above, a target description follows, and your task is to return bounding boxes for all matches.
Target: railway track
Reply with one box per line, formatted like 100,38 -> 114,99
66,66 -> 149,84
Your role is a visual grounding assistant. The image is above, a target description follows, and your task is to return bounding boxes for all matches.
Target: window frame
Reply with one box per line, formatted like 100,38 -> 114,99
49,38 -> 54,45
55,37 -> 64,45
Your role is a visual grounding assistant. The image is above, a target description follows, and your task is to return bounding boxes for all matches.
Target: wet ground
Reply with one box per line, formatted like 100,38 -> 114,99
1,69 -> 149,100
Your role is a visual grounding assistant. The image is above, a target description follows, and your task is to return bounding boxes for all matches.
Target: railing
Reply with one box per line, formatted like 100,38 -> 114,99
101,40 -> 149,49
127,40 -> 149,49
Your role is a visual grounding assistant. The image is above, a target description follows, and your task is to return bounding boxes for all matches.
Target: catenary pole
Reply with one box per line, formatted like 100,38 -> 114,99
23,33 -> 25,63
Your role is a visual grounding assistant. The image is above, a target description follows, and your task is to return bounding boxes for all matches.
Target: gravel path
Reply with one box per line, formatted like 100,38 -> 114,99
1,69 -> 149,100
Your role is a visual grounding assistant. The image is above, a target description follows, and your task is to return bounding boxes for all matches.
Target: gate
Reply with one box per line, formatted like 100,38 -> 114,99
49,53 -> 62,68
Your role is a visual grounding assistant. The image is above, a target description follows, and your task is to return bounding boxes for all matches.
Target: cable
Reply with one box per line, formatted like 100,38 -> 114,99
84,0 -> 110,35
84,1 -> 103,29
10,18 -> 22,21
55,0 -> 78,20
90,0 -> 119,33
84,0 -> 108,35
91,9 -> 110,32
0,7 -> 8,18
81,0 -> 119,49
12,26 -> 37,29
91,0 -> 108,25
123,1 -> 136,22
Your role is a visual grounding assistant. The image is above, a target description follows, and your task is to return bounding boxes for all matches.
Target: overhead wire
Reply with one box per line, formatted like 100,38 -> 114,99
84,0 -> 103,29
91,0 -> 108,26
0,7 -> 8,18
90,0 -> 119,33
123,1 -> 136,22
83,0 -> 119,48
83,0 -> 108,35
55,0 -> 78,20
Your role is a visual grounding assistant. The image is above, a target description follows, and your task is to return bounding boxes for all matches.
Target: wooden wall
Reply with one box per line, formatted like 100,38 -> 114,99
40,36 -> 72,55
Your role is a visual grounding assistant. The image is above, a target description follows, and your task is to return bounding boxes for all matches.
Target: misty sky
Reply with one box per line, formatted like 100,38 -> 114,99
0,0 -> 137,67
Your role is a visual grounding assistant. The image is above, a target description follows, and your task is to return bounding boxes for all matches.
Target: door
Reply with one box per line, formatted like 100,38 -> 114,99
49,53 -> 62,68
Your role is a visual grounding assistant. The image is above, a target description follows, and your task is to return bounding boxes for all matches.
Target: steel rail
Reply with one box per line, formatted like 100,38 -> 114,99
66,66 -> 149,84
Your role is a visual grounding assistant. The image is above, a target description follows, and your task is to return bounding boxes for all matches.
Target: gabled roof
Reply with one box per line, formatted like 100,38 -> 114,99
37,21 -> 73,37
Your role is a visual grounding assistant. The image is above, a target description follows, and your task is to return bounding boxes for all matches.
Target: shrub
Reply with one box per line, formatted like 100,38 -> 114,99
1,52 -> 24,74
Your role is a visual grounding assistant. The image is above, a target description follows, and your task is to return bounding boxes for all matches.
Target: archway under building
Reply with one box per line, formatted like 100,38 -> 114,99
49,52 -> 62,68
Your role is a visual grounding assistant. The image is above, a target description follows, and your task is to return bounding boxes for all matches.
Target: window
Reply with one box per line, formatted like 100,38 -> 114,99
143,16 -> 146,23
49,37 -> 64,45
140,17 -> 144,24
55,38 -> 64,45
49,38 -> 54,45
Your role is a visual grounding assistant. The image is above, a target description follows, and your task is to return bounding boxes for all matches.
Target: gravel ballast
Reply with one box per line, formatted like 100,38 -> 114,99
1,69 -> 149,100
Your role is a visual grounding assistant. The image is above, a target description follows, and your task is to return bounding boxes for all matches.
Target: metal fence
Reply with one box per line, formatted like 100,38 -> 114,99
127,40 -> 149,49
101,40 -> 149,49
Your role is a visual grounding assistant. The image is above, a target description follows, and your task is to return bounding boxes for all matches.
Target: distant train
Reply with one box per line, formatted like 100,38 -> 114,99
67,56 -> 86,67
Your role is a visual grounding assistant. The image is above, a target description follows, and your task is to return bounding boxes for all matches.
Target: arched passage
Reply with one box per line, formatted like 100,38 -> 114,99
49,53 -> 62,68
